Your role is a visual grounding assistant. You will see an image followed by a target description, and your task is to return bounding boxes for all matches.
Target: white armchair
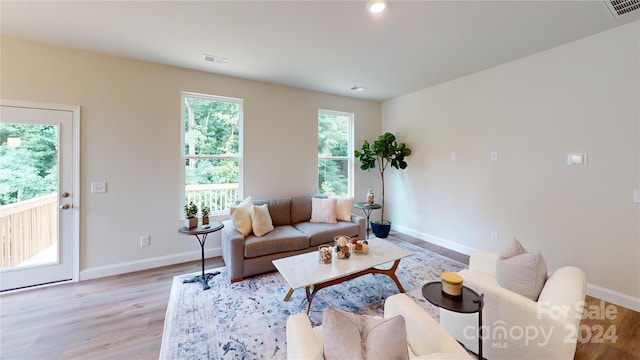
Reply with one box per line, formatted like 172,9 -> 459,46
439,251 -> 586,360
286,293 -> 473,359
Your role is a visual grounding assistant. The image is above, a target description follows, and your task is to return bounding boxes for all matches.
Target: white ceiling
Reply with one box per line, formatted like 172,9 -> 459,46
1,1 -> 638,101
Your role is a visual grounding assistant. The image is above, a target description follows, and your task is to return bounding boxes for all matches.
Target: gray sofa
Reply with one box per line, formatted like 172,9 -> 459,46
221,195 -> 366,282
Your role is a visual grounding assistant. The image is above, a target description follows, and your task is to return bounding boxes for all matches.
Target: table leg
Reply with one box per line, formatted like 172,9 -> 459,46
182,233 -> 220,290
474,294 -> 484,360
283,288 -> 295,301
301,260 -> 405,314
360,208 -> 373,239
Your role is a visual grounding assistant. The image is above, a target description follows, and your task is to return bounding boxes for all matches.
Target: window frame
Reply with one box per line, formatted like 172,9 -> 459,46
317,109 -> 354,197
179,91 -> 243,218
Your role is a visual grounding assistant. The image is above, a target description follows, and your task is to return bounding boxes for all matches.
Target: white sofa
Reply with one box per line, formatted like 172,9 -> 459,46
439,251 -> 586,360
286,293 -> 473,359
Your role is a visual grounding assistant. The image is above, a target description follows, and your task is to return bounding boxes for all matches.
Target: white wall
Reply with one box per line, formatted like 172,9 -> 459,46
0,37 -> 382,278
383,21 -> 640,309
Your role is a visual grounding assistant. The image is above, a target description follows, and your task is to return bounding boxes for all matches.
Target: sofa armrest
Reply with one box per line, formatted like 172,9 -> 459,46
286,313 -> 323,360
350,214 -> 366,239
468,251 -> 498,277
538,266 -> 586,322
220,220 -> 246,282
384,294 -> 472,358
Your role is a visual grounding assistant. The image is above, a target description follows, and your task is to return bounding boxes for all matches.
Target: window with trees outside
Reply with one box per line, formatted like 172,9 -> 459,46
318,110 -> 353,197
181,92 -> 242,216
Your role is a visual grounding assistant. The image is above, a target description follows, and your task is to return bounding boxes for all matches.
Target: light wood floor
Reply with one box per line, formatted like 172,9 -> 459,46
1,232 -> 638,359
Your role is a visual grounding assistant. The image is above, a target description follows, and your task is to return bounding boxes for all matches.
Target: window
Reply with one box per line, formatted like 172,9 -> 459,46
318,110 -> 353,197
181,92 -> 242,216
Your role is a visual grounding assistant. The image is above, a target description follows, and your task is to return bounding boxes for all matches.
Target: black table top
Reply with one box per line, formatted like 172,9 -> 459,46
422,281 -> 482,313
354,202 -> 382,209
178,221 -> 224,235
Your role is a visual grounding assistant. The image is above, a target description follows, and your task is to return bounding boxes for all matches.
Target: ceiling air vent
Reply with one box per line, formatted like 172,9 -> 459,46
603,0 -> 640,18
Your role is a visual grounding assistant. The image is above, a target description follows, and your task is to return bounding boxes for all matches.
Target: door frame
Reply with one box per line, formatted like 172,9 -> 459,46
0,99 -> 80,288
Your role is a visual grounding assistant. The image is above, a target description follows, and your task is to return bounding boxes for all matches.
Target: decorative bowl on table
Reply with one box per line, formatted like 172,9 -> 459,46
350,237 -> 369,254
334,235 -> 351,259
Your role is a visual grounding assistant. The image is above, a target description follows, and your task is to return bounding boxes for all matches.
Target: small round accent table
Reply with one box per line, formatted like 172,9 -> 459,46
422,281 -> 484,360
178,221 -> 224,290
353,202 -> 382,239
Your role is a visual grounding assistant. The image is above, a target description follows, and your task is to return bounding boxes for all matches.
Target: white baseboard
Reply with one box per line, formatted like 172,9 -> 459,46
80,247 -> 222,281
392,223 -> 478,256
392,224 -> 640,313
587,283 -> 640,312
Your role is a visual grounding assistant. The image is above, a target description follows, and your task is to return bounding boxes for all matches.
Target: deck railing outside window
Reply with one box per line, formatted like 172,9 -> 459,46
186,183 -> 239,214
0,194 -> 57,269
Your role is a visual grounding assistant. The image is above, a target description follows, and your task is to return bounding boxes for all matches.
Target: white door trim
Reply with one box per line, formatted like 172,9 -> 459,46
0,99 -> 80,285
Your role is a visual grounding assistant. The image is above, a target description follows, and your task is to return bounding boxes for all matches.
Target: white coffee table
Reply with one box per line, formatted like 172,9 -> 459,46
272,238 -> 413,314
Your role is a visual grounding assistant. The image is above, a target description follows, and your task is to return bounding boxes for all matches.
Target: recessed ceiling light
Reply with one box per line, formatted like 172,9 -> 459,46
202,54 -> 228,64
368,1 -> 387,14
350,86 -> 365,92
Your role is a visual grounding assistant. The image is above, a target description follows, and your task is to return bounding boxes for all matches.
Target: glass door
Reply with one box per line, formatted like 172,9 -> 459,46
0,103 -> 78,291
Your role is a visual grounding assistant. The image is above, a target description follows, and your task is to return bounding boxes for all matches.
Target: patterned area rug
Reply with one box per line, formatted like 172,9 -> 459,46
160,237 -> 467,360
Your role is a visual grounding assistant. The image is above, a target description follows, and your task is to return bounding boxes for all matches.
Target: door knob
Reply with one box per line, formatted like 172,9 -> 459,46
60,204 -> 70,210
61,192 -> 70,198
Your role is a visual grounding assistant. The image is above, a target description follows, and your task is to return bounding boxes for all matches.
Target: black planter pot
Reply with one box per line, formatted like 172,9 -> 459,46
371,221 -> 391,238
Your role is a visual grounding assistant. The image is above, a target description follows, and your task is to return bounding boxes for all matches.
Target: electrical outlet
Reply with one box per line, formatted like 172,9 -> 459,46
140,235 -> 150,247
490,232 -> 498,242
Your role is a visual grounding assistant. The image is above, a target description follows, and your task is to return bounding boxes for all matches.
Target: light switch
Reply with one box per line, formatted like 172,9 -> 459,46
491,151 -> 498,161
634,189 -> 640,204
450,152 -> 456,161
91,182 -> 106,193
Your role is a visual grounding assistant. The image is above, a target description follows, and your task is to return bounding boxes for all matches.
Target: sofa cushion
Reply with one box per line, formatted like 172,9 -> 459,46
335,196 -> 354,222
310,197 -> 337,224
243,225 -> 309,258
291,194 -> 327,224
294,221 -> 360,247
230,196 -> 253,237
496,238 -> 548,301
322,307 -> 409,360
250,204 -> 274,237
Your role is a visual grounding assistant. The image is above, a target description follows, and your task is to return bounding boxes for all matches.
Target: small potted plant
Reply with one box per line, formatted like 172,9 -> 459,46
184,201 -> 198,228
201,206 -> 211,225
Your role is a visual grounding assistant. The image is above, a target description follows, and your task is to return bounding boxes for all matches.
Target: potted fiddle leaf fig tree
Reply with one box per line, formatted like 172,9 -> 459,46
354,132 -> 412,238
184,201 -> 198,228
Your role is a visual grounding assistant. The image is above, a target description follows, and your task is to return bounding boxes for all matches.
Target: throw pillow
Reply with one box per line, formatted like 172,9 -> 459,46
335,196 -> 355,222
310,197 -> 337,224
496,238 -> 548,301
230,196 -> 252,237
250,204 -> 274,237
322,307 -> 409,360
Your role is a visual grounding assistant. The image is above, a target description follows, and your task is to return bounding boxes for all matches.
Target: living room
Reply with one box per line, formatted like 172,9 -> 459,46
1,1 -> 639,359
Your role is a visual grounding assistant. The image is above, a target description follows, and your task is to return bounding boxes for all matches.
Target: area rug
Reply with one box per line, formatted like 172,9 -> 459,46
160,237 -> 467,360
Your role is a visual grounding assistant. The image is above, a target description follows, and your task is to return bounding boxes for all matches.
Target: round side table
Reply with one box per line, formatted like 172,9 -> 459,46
178,221 -> 224,290
422,281 -> 484,359
353,202 -> 381,239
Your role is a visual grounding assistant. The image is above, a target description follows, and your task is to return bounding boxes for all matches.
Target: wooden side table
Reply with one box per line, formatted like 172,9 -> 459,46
178,221 -> 224,290
353,202 -> 382,239
422,281 -> 484,360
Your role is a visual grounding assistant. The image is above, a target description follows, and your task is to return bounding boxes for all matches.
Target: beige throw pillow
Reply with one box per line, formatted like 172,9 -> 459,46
322,307 -> 409,360
310,197 -> 337,224
230,196 -> 252,237
496,238 -> 548,301
250,204 -> 274,237
335,196 -> 355,222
